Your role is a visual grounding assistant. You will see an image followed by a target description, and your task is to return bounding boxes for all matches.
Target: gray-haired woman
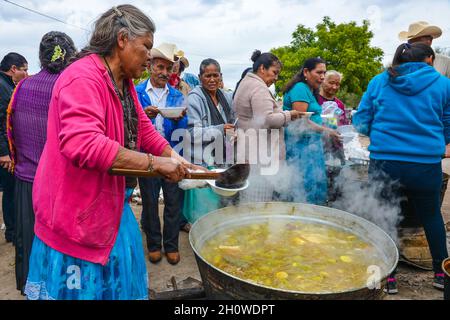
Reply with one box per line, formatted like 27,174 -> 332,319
183,59 -> 235,223
318,70 -> 349,126
24,5 -> 196,300
187,58 -> 235,166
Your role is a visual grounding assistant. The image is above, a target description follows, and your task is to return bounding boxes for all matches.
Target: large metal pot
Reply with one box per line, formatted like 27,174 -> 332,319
443,258 -> 450,301
189,202 -> 398,300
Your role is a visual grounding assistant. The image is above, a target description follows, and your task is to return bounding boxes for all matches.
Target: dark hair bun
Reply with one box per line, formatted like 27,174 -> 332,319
39,31 -> 76,74
251,50 -> 262,62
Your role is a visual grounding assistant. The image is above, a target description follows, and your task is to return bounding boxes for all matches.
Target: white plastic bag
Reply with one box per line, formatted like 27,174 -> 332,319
179,179 -> 208,190
321,101 -> 343,129
178,169 -> 209,190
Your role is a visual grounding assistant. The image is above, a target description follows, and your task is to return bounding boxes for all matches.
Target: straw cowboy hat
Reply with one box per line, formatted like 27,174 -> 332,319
173,48 -> 190,69
179,56 -> 190,69
398,21 -> 442,41
151,43 -> 179,63
151,43 -> 190,68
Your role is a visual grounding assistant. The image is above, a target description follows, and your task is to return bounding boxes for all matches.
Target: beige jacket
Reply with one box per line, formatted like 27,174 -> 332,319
435,54 -> 450,78
233,72 -> 292,161
178,80 -> 191,96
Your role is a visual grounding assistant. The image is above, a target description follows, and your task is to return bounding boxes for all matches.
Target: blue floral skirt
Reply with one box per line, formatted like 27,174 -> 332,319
24,189 -> 148,300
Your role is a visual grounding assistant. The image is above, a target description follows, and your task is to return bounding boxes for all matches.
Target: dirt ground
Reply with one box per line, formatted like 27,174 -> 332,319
1,161 -> 449,300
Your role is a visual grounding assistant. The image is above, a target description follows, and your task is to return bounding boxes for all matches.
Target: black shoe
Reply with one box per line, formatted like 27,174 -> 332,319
180,223 -> 191,233
5,234 -> 14,244
433,273 -> 445,290
384,277 -> 398,294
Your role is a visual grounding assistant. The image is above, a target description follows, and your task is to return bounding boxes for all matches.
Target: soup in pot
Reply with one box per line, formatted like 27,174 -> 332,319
200,219 -> 387,293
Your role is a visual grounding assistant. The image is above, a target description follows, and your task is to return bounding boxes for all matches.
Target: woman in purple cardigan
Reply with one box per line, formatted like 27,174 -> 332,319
7,31 -> 77,295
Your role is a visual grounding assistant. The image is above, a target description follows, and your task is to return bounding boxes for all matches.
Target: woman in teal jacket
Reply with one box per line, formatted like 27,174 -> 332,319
353,43 -> 450,294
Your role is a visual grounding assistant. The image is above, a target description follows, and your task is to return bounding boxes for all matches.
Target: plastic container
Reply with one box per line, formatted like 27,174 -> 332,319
337,125 -> 357,134
337,125 -> 358,144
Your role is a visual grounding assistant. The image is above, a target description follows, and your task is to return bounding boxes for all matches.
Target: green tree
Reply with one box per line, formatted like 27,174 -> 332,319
134,69 -> 150,85
271,17 -> 384,107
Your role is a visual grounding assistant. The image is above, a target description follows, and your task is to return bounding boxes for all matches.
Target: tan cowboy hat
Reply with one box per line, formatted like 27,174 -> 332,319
174,49 -> 189,69
179,56 -> 189,69
398,21 -> 442,41
151,43 -> 179,63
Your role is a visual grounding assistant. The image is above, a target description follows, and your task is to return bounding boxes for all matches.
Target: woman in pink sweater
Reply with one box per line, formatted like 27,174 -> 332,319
24,5 -> 194,300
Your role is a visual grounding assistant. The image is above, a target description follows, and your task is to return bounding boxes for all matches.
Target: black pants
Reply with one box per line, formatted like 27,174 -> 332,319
0,167 -> 15,242
138,177 -> 184,253
14,179 -> 35,294
369,160 -> 448,273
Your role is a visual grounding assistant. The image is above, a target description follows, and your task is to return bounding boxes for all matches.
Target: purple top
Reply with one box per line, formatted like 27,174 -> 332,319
11,70 -> 60,182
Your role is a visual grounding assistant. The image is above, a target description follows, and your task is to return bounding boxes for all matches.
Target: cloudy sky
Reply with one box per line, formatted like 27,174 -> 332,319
0,0 -> 449,88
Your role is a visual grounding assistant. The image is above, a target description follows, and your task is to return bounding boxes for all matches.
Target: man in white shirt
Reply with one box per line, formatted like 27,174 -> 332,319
135,43 -> 188,265
145,70 -> 171,135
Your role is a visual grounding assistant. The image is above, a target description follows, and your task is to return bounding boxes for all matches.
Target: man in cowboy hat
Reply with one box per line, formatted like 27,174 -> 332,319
166,50 -> 194,233
399,21 -> 450,77
135,43 -> 188,265
169,52 -> 192,96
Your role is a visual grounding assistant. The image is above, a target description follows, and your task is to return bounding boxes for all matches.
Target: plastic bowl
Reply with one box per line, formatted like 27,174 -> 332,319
206,168 -> 249,197
341,132 -> 357,144
337,125 -> 357,134
158,107 -> 185,119
206,179 -> 250,197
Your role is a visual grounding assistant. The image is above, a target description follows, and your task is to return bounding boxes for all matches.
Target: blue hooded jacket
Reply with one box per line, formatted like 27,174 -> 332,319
135,79 -> 188,149
353,62 -> 450,164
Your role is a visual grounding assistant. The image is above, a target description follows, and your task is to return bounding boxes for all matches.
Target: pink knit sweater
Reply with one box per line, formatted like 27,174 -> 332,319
33,54 -> 168,265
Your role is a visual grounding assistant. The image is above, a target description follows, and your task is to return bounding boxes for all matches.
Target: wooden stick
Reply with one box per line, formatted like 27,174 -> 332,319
110,168 -> 221,180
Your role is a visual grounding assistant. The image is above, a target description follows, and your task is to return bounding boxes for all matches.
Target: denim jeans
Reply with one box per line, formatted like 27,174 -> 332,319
369,159 -> 448,273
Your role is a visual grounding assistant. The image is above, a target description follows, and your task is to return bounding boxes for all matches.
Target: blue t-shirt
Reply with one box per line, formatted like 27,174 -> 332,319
283,82 -> 322,125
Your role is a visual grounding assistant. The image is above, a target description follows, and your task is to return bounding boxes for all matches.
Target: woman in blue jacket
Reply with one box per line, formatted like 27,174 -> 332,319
353,43 -> 450,294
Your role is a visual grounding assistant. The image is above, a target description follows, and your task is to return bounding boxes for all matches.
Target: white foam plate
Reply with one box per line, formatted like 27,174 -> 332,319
206,168 -> 249,197
206,179 -> 250,197
158,107 -> 186,119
